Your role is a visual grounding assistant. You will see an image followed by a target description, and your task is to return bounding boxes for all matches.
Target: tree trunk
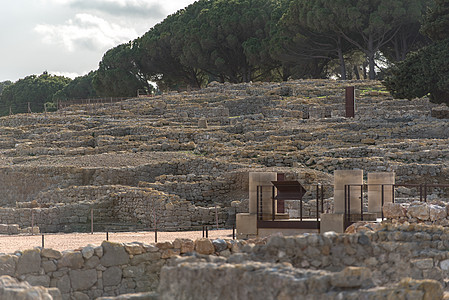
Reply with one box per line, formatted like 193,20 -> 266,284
367,35 -> 376,80
363,62 -> 368,79
338,45 -> 347,80
401,34 -> 407,61
393,37 -> 401,62
353,66 -> 360,80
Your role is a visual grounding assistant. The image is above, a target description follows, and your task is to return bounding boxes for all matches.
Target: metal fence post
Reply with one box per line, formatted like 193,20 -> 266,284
91,209 -> 94,234
31,210 -> 35,236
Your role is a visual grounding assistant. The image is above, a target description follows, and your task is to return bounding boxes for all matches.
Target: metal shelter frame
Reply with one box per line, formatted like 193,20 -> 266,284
256,183 -> 325,230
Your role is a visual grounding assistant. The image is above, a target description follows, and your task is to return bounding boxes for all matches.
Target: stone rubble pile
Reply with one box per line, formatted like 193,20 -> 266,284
384,201 -> 449,226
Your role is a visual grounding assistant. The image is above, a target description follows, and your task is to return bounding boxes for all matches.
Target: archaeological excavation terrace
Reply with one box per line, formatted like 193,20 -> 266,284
0,79 -> 448,299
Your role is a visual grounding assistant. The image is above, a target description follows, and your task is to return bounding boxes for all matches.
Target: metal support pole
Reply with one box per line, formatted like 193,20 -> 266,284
215,206 -> 219,229
381,185 -> 385,220
344,185 -> 348,222
91,209 -> 94,234
360,184 -> 364,221
316,185 -> 319,221
206,226 -> 209,238
256,186 -> 260,220
42,235 -> 45,248
155,228 -> 158,243
348,185 -> 351,222
106,231 -> 109,241
272,186 -> 275,221
424,184 -> 427,202
392,184 -> 395,204
420,185 -> 423,202
321,185 -> 324,213
202,226 -> 205,238
31,211 -> 35,236
232,225 -> 235,240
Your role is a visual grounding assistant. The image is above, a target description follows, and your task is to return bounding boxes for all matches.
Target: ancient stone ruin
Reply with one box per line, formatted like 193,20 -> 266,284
0,79 -> 448,299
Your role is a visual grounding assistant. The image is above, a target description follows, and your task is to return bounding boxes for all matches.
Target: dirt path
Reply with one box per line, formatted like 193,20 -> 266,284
0,229 -> 233,254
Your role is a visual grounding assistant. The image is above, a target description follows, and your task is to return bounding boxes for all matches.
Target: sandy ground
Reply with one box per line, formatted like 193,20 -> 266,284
0,229 -> 233,254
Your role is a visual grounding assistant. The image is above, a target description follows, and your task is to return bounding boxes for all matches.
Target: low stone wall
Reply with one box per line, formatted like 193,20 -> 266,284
0,238 -> 240,300
246,224 -> 449,288
0,186 -> 230,233
383,201 -> 449,226
159,261 -> 442,300
3,224 -> 449,299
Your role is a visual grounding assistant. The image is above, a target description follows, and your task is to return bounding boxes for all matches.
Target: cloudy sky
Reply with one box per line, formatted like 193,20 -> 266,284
0,0 -> 196,82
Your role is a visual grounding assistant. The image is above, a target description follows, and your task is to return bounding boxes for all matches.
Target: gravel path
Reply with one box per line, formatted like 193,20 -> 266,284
0,229 -> 233,254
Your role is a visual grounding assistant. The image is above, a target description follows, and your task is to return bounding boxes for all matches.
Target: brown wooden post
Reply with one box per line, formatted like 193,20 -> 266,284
27,102 -> 32,113
345,86 -> 355,118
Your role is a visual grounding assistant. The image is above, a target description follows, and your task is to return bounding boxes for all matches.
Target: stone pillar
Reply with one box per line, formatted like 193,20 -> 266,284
249,172 -> 277,219
334,170 -> 363,214
368,172 -> 395,217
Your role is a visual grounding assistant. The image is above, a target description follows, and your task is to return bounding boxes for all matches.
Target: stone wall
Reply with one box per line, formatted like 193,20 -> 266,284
0,156 -> 248,208
383,201 -> 449,226
159,261 -> 443,300
0,238 -> 241,300
0,186 -> 230,233
247,224 -> 449,288
4,224 -> 449,299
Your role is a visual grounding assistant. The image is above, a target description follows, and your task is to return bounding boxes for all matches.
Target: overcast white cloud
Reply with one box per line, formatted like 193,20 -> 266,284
35,13 -> 138,52
0,0 -> 196,82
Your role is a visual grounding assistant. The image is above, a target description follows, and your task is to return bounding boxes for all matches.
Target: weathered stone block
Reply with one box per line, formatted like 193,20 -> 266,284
24,274 -> 51,287
42,248 -> 62,259
42,260 -> 57,273
16,249 -> 41,276
0,275 -> 59,300
124,243 -> 145,255
429,204 -> 447,221
85,256 -> 100,269
383,203 -> 406,219
161,249 -> 180,259
212,239 -> 228,252
0,255 -> 16,276
103,266 -> 122,287
123,265 -> 145,278
173,239 -> 194,254
100,241 -> 129,267
70,269 -> 97,291
131,252 -> 161,266
330,267 -> 373,288
194,238 -> 215,255
58,251 -> 84,269
412,258 -> 434,270
407,203 -> 429,221
81,246 -> 95,259
156,242 -> 173,250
